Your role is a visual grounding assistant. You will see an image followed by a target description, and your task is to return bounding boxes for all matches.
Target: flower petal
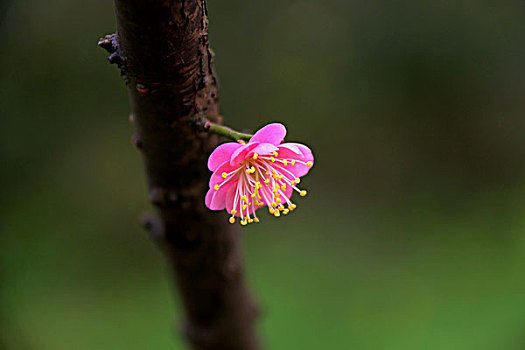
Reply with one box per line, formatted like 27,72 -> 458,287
248,143 -> 279,158
209,161 -> 240,188
230,142 -> 260,166
205,182 -> 234,210
225,185 -> 237,215
276,145 -> 313,178
250,123 -> 287,145
281,142 -> 313,162
278,143 -> 301,155
208,142 -> 243,171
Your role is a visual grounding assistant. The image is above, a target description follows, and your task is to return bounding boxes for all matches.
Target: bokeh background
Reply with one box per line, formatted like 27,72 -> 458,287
2,0 -> 525,349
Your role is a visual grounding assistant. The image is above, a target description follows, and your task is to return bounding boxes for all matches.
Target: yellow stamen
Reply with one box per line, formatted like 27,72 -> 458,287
229,217 -> 235,224
269,208 -> 275,214
274,210 -> 280,217
306,161 -> 313,167
270,157 -> 275,162
214,184 -> 219,191
222,172 -> 228,179
291,160 -> 296,166
283,209 -> 289,215
276,198 -> 282,204
254,217 -> 260,223
273,151 -> 278,157
240,220 -> 247,226
300,190 -> 307,197
289,203 -> 296,210
283,160 -> 288,166
242,204 -> 247,210
253,153 -> 258,160
230,209 -> 237,215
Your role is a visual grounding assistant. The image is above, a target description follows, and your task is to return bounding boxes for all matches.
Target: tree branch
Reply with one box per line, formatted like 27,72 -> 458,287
100,1 -> 260,349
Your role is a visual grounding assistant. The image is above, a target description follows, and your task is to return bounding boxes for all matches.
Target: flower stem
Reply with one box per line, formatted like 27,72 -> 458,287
204,121 -> 253,142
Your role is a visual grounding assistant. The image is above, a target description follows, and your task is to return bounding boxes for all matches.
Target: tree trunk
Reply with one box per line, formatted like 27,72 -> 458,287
99,1 -> 260,349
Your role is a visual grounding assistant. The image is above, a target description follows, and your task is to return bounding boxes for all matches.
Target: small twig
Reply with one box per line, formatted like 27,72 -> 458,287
194,114 -> 253,142
204,121 -> 253,142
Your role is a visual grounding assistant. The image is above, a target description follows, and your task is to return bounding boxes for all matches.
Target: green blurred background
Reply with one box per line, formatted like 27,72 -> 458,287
2,0 -> 525,349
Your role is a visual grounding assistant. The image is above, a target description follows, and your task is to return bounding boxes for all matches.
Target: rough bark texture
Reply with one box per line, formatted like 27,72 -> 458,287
99,1 -> 260,349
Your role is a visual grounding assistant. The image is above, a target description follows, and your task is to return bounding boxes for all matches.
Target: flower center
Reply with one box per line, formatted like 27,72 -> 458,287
214,151 -> 312,225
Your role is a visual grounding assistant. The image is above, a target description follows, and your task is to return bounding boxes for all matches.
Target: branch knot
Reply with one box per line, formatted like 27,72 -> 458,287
98,34 -> 125,69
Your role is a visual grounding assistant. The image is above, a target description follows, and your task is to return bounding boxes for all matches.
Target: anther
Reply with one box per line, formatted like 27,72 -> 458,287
306,161 -> 313,167
229,217 -> 235,224
253,153 -> 258,160
214,184 -> 219,191
222,172 -> 228,179
300,190 -> 307,196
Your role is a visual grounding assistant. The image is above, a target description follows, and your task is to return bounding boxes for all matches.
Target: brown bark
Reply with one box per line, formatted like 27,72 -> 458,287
99,1 -> 260,349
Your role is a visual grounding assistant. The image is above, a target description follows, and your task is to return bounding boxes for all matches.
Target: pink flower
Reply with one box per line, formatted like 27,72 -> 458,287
205,123 -> 314,225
